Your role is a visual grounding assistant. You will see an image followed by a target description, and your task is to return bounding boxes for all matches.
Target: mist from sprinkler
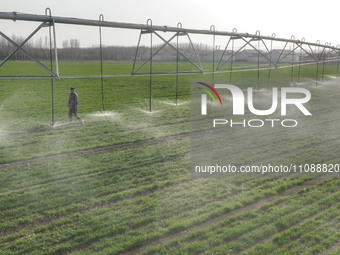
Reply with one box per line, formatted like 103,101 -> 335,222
160,100 -> 189,106
87,111 -> 120,118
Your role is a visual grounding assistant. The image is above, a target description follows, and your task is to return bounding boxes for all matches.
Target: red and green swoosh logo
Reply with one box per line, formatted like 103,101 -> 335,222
197,82 -> 222,106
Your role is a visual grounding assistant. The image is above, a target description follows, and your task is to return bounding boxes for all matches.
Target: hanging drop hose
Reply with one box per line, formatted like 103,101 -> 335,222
210,25 -> 215,85
297,37 -> 305,83
256,30 -> 260,90
45,7 -> 54,127
176,22 -> 182,106
99,14 -> 105,112
267,33 -> 275,89
230,28 -> 237,84
147,19 -> 153,112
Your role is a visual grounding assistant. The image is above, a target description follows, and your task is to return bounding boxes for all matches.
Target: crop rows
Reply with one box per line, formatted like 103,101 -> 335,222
1,61 -> 339,254
141,179 -> 340,255
0,137 -> 311,254
0,165 -> 308,254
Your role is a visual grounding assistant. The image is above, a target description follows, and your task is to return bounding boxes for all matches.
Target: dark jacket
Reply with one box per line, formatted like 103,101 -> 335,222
68,92 -> 78,109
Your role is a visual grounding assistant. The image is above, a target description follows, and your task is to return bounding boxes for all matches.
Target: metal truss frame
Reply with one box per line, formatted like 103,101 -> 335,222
1,9 -> 340,120
1,11 -> 339,79
132,29 -> 203,75
0,14 -> 59,79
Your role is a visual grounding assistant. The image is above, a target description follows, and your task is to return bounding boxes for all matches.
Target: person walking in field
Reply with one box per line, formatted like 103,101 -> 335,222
68,87 -> 83,124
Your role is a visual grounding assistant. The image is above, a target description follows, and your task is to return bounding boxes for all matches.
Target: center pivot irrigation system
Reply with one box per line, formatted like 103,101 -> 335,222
1,8 -> 340,125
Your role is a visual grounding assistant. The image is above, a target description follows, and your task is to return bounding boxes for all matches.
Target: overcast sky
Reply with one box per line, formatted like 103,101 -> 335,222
0,0 -> 339,48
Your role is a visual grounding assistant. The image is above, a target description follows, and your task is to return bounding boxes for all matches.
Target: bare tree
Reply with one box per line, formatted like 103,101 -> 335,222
44,36 -> 48,48
36,37 -> 43,49
62,40 -> 69,48
69,38 -> 80,48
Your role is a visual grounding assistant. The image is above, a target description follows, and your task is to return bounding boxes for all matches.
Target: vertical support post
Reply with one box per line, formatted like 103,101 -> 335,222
290,48 -> 295,85
297,49 -> 301,84
315,40 -> 320,87
297,38 -> 305,84
315,62 -> 319,87
230,36 -> 234,83
210,25 -> 215,85
147,19 -> 153,112
290,36 -> 295,85
52,19 -> 59,78
176,22 -> 182,106
321,42 -> 329,84
46,8 -> 54,126
256,30 -> 260,90
336,45 -> 340,79
230,28 -> 237,84
99,14 -> 105,112
267,33 -> 275,89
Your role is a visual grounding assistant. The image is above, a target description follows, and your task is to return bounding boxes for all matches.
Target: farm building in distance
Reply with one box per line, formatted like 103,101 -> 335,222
138,46 -> 315,64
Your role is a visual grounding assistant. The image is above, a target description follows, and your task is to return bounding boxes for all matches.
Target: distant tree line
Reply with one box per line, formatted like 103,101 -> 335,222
0,36 -> 138,61
58,44 -> 141,61
0,35 -> 51,60
0,35 -> 206,62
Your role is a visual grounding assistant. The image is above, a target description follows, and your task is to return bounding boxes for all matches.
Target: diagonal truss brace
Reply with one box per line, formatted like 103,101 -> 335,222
0,22 -> 59,78
216,37 -> 253,70
295,43 -> 318,62
132,29 -> 203,75
240,37 -> 275,65
275,43 -> 300,64
0,22 -> 47,66
217,36 -> 278,71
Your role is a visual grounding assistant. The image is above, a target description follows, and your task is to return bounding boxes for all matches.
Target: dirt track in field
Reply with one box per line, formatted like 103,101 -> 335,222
0,133 -> 189,170
1,120 -> 339,253
121,176 -> 332,255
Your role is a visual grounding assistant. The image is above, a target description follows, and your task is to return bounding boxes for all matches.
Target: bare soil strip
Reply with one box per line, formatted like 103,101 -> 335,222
0,178 -> 193,238
239,204 -> 339,255
318,239 -> 340,255
0,133 -> 189,169
121,177 -> 328,255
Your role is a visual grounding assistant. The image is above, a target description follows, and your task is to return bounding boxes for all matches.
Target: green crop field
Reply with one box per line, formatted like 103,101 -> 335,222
0,61 -> 339,255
